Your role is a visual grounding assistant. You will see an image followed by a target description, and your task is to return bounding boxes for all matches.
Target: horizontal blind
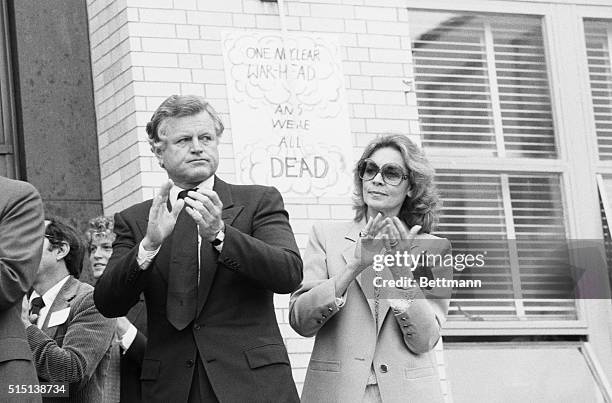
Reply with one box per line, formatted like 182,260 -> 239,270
584,19 -> 612,161
435,171 -> 575,321
510,175 -> 574,319
436,172 -> 518,319
409,11 -> 556,158
410,15 -> 495,154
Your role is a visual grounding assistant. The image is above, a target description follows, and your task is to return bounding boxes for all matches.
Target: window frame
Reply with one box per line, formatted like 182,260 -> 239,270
0,1 -> 19,178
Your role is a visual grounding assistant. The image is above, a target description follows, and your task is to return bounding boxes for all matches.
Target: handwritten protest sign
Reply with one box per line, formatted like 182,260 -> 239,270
222,31 -> 353,200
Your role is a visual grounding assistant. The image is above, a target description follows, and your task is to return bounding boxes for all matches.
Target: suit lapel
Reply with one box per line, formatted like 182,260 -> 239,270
196,177 -> 243,316
340,221 -> 381,326
42,277 -> 78,340
340,220 -> 367,296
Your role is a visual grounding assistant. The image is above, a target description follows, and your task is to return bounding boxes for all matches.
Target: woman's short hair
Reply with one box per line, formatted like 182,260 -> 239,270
353,134 -> 440,233
45,216 -> 86,278
146,94 -> 224,152
85,216 -> 115,248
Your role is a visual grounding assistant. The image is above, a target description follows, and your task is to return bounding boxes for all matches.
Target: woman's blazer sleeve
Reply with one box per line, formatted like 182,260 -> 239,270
289,223 -> 342,337
391,238 -> 452,354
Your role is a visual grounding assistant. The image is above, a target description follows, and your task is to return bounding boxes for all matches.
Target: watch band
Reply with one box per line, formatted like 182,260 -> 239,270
211,226 -> 225,246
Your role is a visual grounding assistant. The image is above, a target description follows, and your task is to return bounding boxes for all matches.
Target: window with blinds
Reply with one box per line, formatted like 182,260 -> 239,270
435,171 -> 575,320
584,19 -> 612,161
409,11 -> 556,158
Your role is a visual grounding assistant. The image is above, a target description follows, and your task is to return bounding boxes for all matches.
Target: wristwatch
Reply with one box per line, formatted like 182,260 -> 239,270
211,224 -> 225,247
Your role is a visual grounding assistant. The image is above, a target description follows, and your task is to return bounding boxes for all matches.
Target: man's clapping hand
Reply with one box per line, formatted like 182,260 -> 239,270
142,180 -> 185,251
183,188 -> 224,242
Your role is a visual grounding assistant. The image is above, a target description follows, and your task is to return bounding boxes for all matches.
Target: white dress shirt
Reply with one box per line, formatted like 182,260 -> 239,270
29,275 -> 70,329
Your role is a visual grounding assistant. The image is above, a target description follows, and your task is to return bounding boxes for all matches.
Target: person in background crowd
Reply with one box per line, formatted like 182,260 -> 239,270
0,176 -> 44,402
23,217 -> 115,403
86,215 -> 147,403
94,95 -> 303,402
290,135 -> 453,403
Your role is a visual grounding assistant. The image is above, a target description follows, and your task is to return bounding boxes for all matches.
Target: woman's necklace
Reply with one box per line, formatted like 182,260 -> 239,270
374,274 -> 380,332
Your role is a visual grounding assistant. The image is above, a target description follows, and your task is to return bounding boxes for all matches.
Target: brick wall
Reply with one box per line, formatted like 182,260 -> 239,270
87,0 -> 435,396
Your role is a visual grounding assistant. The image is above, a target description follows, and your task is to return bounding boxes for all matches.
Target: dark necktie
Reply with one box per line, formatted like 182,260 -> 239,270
166,208 -> 199,330
30,296 -> 45,316
177,187 -> 198,200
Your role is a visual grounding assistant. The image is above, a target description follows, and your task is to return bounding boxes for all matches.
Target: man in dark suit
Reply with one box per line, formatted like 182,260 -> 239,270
23,217 -> 115,403
94,95 -> 303,402
0,176 -> 44,402
87,215 -> 147,402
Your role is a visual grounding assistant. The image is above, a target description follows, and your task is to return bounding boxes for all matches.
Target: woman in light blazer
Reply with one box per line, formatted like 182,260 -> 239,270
290,135 -> 452,403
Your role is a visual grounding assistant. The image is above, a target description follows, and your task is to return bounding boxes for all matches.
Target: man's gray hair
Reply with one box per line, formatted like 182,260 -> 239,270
146,95 -> 224,152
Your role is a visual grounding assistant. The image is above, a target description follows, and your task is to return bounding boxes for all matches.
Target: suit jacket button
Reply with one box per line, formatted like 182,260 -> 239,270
380,364 -> 388,373
316,320 -> 322,324
186,359 -> 194,368
194,324 -> 201,330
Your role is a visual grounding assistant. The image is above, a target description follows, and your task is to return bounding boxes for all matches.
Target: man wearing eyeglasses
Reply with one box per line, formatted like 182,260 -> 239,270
94,95 -> 302,403
22,217 -> 115,403
0,177 -> 44,402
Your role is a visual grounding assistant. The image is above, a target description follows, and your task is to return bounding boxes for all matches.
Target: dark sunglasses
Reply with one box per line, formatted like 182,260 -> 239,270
358,158 -> 410,186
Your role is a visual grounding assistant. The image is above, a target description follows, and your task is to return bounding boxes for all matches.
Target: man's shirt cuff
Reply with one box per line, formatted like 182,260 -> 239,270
119,323 -> 137,352
137,241 -> 160,270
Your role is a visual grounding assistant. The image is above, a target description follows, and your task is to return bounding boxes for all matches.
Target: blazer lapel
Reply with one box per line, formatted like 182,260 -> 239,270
341,221 -> 362,290
341,221 -> 400,334
196,177 -> 243,316
42,277 -> 78,340
341,220 -> 373,296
